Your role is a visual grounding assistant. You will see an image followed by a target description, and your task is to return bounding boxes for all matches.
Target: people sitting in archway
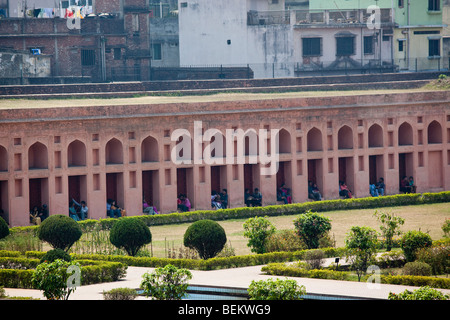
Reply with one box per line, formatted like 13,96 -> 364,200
211,190 -> 222,209
277,183 -> 292,204
339,180 -> 353,199
252,188 -> 262,206
244,188 -> 262,207
69,200 -> 80,221
376,177 -> 385,196
308,181 -> 322,201
177,194 -> 191,212
72,198 -> 88,220
370,178 -> 386,197
244,188 -> 253,207
400,176 -> 416,194
112,200 -> 126,217
220,189 -> 228,209
408,176 -> 416,193
30,206 -> 42,225
400,176 -> 410,193
107,198 -> 122,218
143,198 -> 158,215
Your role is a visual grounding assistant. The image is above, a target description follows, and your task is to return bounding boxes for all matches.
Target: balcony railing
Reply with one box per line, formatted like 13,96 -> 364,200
248,9 -> 394,27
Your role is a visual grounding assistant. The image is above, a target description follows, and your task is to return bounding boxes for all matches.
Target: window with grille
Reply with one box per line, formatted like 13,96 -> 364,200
428,39 -> 440,57
336,36 -> 355,56
302,38 -> 322,56
152,43 -> 162,60
428,0 -> 440,11
81,49 -> 95,66
364,36 -> 374,55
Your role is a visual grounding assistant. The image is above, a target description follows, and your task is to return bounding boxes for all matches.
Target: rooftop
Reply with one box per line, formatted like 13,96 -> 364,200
0,88 -> 444,111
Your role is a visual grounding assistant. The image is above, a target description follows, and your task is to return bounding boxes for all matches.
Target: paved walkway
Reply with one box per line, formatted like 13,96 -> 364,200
4,261 -> 450,300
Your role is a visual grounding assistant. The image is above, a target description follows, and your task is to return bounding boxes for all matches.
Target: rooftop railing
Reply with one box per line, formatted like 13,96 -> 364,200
248,8 -> 394,27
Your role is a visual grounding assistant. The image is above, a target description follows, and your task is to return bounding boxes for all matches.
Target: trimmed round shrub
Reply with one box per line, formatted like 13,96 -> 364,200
40,248 -> 72,264
37,214 -> 82,251
0,216 -> 9,240
183,219 -> 227,259
402,261 -> 432,276
401,230 -> 433,262
109,218 -> 152,256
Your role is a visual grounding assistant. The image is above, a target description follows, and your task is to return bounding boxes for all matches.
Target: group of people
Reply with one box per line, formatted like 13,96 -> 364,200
339,180 -> 353,199
106,199 -> 126,218
370,177 -> 386,197
69,198 -> 89,221
244,188 -> 263,207
277,184 -> 292,204
400,176 -> 417,194
211,189 -> 228,210
57,175 -> 418,221
308,181 -> 322,201
143,198 -> 159,215
177,194 -> 192,212
29,204 -> 49,225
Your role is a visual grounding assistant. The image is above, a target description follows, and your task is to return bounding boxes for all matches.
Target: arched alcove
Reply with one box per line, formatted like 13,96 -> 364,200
398,122 -> 413,146
307,127 -> 322,151
338,125 -> 353,149
105,138 -> 123,164
368,124 -> 383,148
28,142 -> 48,169
278,129 -> 291,154
141,135 -> 159,162
427,120 -> 442,144
0,145 -> 7,171
68,140 -> 87,167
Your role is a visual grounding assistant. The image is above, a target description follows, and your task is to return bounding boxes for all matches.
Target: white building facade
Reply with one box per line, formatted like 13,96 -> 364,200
178,0 -> 396,78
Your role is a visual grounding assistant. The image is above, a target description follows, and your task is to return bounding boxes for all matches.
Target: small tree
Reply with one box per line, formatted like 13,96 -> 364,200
109,218 -> 152,256
248,278 -> 306,300
345,226 -> 379,282
0,217 -> 9,240
388,286 -> 449,300
183,219 -> 227,259
401,230 -> 432,262
373,210 -> 405,251
37,214 -> 82,251
293,210 -> 332,249
140,264 -> 192,300
243,216 -> 276,254
32,259 -> 80,300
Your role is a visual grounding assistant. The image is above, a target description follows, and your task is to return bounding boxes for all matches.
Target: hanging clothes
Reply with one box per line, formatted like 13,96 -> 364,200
33,9 -> 41,18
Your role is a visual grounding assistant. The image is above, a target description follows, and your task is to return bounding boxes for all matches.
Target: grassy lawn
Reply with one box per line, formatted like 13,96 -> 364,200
148,202 -> 450,258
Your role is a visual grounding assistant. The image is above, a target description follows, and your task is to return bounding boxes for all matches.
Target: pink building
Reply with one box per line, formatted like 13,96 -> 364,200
0,89 -> 449,226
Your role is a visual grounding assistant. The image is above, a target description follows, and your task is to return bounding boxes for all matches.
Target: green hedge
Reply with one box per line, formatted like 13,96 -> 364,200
261,263 -> 450,289
70,247 -> 347,271
0,256 -> 127,288
380,274 -> 450,289
0,269 -> 34,288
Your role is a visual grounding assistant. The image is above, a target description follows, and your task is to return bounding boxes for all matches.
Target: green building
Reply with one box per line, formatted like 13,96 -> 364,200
309,0 -> 447,71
